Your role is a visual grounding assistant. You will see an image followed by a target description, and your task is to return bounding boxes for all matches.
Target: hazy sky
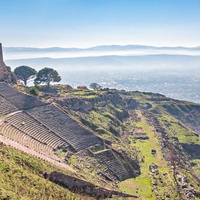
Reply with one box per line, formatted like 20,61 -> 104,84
1,0 -> 200,48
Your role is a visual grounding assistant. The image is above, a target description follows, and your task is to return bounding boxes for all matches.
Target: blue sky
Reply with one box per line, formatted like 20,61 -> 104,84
1,0 -> 200,47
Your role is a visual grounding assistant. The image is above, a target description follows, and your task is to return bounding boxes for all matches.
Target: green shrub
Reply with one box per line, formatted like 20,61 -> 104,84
28,87 -> 39,96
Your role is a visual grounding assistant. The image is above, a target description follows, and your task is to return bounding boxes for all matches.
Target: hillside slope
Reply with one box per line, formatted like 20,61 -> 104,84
52,86 -> 200,199
0,83 -> 200,199
0,143 -> 84,200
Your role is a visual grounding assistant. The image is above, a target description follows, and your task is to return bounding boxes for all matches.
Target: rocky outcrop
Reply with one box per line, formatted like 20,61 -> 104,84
0,43 -> 17,84
126,98 -> 138,109
56,92 -> 126,112
57,97 -> 93,112
181,143 -> 200,159
44,171 -> 138,199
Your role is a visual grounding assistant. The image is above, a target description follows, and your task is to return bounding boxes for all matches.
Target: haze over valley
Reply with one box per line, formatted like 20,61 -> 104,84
4,45 -> 200,103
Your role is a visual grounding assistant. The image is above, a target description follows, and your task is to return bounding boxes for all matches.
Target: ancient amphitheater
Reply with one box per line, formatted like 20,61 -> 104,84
0,81 -> 104,154
0,82 -> 140,181
0,42 -> 141,182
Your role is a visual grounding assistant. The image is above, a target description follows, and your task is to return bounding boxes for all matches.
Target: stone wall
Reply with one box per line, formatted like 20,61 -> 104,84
0,43 -> 5,67
0,43 -> 16,83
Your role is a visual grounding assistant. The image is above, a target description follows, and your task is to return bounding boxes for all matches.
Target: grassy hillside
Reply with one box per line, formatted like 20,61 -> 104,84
2,84 -> 200,199
49,86 -> 200,199
0,143 -> 88,200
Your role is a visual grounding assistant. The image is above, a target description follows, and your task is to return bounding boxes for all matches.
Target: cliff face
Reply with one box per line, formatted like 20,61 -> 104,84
0,43 -> 17,83
45,171 -> 138,199
55,91 -> 200,137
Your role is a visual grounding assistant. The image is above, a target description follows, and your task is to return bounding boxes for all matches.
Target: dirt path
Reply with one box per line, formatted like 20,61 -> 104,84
137,111 -> 176,185
137,110 -> 165,167
0,134 -> 75,172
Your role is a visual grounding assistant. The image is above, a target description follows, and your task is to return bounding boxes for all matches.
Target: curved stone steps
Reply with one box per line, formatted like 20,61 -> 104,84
95,150 -> 129,181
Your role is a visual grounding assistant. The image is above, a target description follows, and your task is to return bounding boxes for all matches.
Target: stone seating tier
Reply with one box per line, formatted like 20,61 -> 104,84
2,111 -> 67,150
0,95 -> 18,117
95,149 -> 129,181
27,105 -> 104,151
0,82 -> 45,109
0,82 -> 104,152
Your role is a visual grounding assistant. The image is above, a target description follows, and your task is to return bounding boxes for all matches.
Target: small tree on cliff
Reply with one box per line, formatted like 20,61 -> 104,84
34,67 -> 61,88
14,66 -> 37,86
90,83 -> 102,90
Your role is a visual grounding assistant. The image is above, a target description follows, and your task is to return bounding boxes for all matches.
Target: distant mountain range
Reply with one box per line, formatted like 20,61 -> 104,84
3,44 -> 200,104
3,44 -> 200,72
5,54 -> 200,72
4,44 -> 200,53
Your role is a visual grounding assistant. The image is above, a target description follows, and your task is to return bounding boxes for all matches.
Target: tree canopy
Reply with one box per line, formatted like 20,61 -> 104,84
14,66 -> 37,86
90,83 -> 102,90
34,68 -> 61,88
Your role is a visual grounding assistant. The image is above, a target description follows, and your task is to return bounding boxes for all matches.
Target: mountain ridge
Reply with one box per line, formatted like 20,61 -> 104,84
5,54 -> 200,71
3,44 -> 200,52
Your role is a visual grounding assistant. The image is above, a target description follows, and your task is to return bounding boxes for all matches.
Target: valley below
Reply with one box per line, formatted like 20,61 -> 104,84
5,45 -> 200,104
